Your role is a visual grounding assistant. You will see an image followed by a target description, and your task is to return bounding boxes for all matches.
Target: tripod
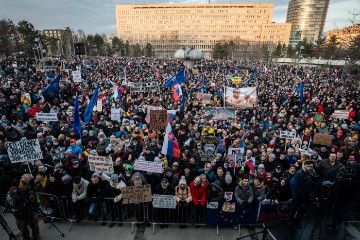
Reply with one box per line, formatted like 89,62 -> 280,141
34,204 -> 65,237
0,207 -> 17,240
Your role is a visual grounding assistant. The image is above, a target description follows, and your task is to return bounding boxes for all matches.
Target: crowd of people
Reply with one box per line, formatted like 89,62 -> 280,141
0,56 -> 359,239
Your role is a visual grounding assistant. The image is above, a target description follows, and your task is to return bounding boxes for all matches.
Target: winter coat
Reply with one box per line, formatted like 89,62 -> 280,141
252,183 -> 266,202
189,181 -> 208,206
100,173 -> 126,203
72,178 -> 89,201
206,180 -> 223,202
175,185 -> 192,204
234,182 -> 254,205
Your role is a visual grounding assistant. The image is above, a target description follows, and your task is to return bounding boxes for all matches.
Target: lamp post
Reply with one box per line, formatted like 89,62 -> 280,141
295,45 -> 304,78
35,37 -> 45,70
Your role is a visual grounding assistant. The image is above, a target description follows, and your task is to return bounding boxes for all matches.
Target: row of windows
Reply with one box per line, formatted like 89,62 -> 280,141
120,14 -> 271,20
119,20 -> 269,26
118,9 -> 272,15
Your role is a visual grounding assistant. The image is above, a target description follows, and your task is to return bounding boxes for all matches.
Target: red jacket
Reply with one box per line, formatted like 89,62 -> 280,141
189,181 -> 208,206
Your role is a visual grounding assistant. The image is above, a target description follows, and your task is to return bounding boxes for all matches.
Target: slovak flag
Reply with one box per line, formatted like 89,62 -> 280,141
263,65 -> 268,73
161,116 -> 180,158
246,158 -> 256,174
113,84 -> 121,100
166,110 -> 177,123
172,84 -> 182,101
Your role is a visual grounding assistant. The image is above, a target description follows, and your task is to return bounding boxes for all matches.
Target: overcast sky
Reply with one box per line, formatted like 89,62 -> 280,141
0,0 -> 359,36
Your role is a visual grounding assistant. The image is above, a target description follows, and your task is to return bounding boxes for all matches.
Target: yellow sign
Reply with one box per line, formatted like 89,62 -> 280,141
231,77 -> 242,84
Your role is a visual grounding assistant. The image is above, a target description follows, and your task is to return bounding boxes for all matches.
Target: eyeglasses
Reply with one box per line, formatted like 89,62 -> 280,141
134,178 -> 140,180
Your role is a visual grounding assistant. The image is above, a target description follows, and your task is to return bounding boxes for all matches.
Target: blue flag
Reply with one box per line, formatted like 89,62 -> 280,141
295,82 -> 304,104
217,88 -> 221,98
41,76 -> 60,95
164,69 -> 185,87
203,75 -> 207,86
84,85 -> 99,124
218,134 -> 224,152
180,96 -> 185,112
248,74 -> 253,84
73,93 -> 82,135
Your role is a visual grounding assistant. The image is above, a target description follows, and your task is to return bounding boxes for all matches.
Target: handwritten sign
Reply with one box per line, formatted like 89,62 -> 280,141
6,139 -> 43,163
121,184 -> 152,204
36,113 -> 59,122
313,133 -> 333,146
111,108 -> 121,121
333,110 -> 349,119
72,70 -> 82,83
227,147 -> 244,163
152,194 -> 176,209
133,160 -> 163,173
279,131 -> 296,140
150,110 -> 167,131
95,99 -> 102,112
88,156 -> 114,173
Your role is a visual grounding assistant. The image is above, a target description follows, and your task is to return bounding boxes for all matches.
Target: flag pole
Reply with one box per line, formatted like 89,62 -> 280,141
223,84 -> 225,108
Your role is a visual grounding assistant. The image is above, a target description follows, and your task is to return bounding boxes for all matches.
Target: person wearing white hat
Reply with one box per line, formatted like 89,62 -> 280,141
175,176 -> 192,228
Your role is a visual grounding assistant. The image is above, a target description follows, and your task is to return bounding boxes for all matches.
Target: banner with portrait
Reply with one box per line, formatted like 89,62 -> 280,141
225,86 -> 257,108
205,107 -> 236,121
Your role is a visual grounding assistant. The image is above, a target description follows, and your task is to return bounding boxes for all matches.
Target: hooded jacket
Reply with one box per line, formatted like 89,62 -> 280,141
234,182 -> 254,205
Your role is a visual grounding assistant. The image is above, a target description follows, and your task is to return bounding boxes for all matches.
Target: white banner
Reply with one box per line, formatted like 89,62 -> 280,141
152,194 -> 177,209
225,86 -> 257,108
279,131 -> 296,140
133,160 -> 163,173
130,81 -> 159,93
36,113 -> 58,122
6,139 -> 43,163
94,99 -> 102,112
227,147 -> 244,163
72,70 -> 82,83
88,156 -> 114,173
111,108 -> 121,121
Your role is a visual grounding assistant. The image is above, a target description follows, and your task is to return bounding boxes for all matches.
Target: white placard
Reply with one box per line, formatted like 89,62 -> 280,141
6,139 -> 43,163
152,194 -> 176,209
227,147 -> 244,162
133,160 -> 163,173
207,202 -> 218,209
36,113 -> 58,122
88,156 -> 114,173
95,99 -> 102,112
130,81 -> 159,93
111,108 -> 121,121
72,70 -> 82,83
279,131 -> 296,140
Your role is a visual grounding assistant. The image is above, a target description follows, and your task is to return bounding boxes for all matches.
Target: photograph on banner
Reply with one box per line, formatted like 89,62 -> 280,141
121,184 -> 152,204
152,194 -> 177,209
195,93 -> 213,105
72,70 -> 82,83
130,81 -> 159,92
333,110 -> 349,119
225,86 -> 257,108
226,147 -> 244,163
201,136 -> 218,154
88,156 -> 114,173
133,160 -> 163,173
6,139 -> 43,163
35,112 -> 59,122
279,131 -> 296,140
110,108 -> 121,121
205,107 -> 236,121
150,110 -> 167,132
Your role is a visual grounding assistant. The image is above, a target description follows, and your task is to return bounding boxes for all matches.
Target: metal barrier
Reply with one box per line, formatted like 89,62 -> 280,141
36,193 -> 64,222
148,203 -> 206,235
60,196 -> 146,233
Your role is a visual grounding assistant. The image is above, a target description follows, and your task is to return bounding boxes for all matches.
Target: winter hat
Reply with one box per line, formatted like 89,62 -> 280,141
161,178 -> 169,185
92,172 -> 100,178
65,149 -> 73,155
330,145 -> 339,153
258,164 -> 265,169
154,157 -> 161,163
111,174 -> 119,181
179,176 -> 187,185
164,167 -> 173,174
89,150 -> 97,155
73,176 -> 81,184
225,172 -> 232,182
62,174 -> 72,183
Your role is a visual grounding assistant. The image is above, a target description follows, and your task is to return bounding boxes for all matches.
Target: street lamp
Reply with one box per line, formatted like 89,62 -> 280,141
295,45 -> 304,78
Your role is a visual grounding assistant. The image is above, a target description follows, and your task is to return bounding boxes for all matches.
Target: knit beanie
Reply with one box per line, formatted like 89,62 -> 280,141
179,176 -> 187,186
225,171 -> 232,182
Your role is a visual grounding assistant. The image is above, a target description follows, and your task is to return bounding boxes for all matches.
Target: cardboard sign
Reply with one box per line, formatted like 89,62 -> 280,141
133,160 -> 163,173
279,131 -> 296,140
224,162 -> 244,168
111,108 -> 121,121
121,184 -> 152,204
313,133 -> 333,146
150,110 -> 167,132
152,194 -> 176,209
6,139 -> 43,163
333,110 -> 349,119
35,113 -> 59,122
72,70 -> 82,83
88,156 -> 114,173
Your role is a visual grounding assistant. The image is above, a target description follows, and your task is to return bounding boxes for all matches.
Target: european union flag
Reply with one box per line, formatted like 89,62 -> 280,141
164,69 -> 185,87
84,85 -> 99,124
73,93 -> 82,135
41,76 -> 60,95
295,82 -> 304,104
180,96 -> 185,112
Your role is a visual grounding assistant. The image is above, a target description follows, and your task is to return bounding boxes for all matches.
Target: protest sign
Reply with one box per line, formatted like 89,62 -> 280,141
152,194 -> 177,209
88,156 -> 114,173
225,86 -> 257,108
6,139 -> 43,163
121,184 -> 152,204
227,147 -> 244,163
201,136 -> 218,154
35,113 -> 58,122
150,110 -> 167,131
313,133 -> 333,146
231,77 -> 242,84
110,108 -> 121,121
205,107 -> 236,121
207,202 -> 218,209
333,110 -> 349,119
130,81 -> 159,93
279,131 -> 296,140
95,99 -> 102,112
195,93 -> 213,105
72,70 -> 82,83
133,160 -> 163,173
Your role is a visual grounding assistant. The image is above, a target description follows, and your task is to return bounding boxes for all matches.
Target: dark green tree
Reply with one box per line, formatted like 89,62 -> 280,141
272,42 -> 282,58
296,38 -> 314,58
347,35 -> 360,61
17,20 -> 40,56
287,44 -> 296,58
323,35 -> 339,59
112,36 -> 124,56
0,19 -> 18,56
124,40 -> 130,57
144,43 -> 154,57
262,44 -> 270,61
130,43 -> 142,57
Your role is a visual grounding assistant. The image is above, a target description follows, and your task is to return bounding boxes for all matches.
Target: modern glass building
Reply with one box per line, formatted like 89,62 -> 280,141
286,0 -> 330,47
116,3 -> 291,58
